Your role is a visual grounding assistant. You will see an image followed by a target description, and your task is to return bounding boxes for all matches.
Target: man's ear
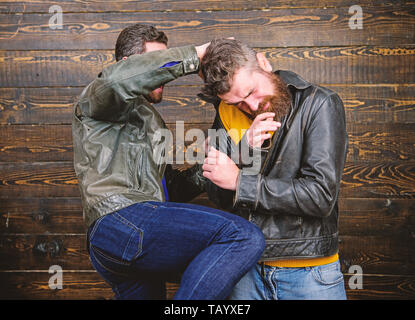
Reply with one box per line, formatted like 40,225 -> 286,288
256,52 -> 272,72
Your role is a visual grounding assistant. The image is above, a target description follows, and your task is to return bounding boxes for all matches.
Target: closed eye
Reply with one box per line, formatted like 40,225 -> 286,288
226,89 -> 254,106
244,90 -> 253,99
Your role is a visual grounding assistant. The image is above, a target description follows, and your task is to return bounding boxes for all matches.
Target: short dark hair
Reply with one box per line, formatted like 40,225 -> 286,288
201,38 -> 258,99
115,24 -> 168,61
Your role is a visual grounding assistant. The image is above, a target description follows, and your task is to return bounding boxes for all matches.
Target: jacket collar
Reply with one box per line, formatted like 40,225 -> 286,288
275,70 -> 311,90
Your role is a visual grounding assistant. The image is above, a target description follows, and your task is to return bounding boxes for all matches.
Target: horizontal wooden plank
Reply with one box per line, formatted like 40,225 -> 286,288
1,271 -> 414,299
327,84 -> 415,124
343,274 -> 415,300
339,235 -> 415,276
1,6 -> 414,50
0,122 -> 212,162
339,162 -> 415,198
0,194 -> 215,234
1,197 -> 413,237
0,162 -> 80,198
0,271 -> 413,299
2,0 -> 411,13
0,86 -> 215,125
1,84 -> 414,125
0,271 -> 113,299
1,122 -> 414,162
264,46 -> 415,85
0,233 -> 413,275
0,161 -> 414,199
338,198 -> 415,236
0,125 -> 74,162
1,46 -> 414,87
0,234 -> 91,270
0,87 -> 80,125
0,197 -> 85,234
0,51 -> 114,88
346,123 -> 415,162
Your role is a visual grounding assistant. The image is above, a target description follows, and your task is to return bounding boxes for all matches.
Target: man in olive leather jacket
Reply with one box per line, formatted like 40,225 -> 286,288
72,25 -> 265,300
199,39 -> 349,300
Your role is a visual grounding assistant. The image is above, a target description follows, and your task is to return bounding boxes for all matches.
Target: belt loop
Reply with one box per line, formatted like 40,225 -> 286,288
260,261 -> 268,298
241,206 -> 250,220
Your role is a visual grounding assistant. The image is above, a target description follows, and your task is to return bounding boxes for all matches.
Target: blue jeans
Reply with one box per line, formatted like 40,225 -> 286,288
229,260 -> 347,300
87,201 -> 265,300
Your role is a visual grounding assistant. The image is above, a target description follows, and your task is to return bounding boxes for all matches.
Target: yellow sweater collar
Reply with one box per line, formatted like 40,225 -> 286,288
218,100 -> 275,144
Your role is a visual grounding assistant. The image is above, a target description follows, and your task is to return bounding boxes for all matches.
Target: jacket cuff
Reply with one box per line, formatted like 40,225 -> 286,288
180,45 -> 200,75
233,170 -> 260,210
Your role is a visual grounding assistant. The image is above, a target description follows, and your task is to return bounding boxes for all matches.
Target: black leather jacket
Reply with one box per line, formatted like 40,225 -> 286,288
202,70 -> 349,261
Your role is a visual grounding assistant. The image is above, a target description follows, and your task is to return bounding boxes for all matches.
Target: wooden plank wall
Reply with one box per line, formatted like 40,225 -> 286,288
0,0 -> 414,300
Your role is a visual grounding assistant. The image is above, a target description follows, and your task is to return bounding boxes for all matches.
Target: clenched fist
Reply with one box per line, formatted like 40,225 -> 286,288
202,146 -> 239,191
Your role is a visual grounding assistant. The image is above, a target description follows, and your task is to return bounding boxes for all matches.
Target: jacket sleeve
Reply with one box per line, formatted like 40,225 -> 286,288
164,164 -> 206,203
233,93 -> 348,218
77,45 -> 200,122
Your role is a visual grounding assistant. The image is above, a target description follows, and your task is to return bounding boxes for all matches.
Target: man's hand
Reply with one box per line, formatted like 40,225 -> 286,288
195,42 -> 211,60
202,146 -> 239,191
195,38 -> 234,61
246,112 -> 281,148
196,37 -> 234,79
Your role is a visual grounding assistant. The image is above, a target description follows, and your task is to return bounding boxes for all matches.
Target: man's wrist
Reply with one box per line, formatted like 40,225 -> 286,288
230,167 -> 240,191
233,171 -> 260,210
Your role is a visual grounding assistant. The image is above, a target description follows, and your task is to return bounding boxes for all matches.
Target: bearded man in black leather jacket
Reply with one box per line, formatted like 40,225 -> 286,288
199,39 -> 349,300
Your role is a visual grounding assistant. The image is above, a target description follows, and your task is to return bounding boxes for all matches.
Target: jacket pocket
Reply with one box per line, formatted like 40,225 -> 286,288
125,144 -> 144,191
89,211 -> 144,265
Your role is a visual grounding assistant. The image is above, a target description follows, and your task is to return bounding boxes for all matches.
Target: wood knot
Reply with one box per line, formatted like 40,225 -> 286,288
33,238 -> 63,257
32,211 -> 50,224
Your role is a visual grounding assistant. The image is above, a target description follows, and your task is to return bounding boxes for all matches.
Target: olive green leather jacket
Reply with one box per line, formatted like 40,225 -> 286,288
72,45 -> 204,227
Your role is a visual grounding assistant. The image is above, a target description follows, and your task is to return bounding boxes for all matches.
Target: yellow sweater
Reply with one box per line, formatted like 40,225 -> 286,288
218,101 -> 338,267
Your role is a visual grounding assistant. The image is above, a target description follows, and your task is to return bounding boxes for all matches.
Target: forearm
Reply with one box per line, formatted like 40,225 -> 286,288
79,45 -> 199,121
234,173 -> 340,218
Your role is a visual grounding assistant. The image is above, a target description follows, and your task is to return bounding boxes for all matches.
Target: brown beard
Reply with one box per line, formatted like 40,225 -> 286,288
145,91 -> 163,104
250,73 -> 292,122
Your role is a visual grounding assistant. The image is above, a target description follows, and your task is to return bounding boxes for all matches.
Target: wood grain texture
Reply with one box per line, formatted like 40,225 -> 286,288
339,235 -> 415,275
2,197 -> 414,237
2,0 -> 413,13
0,122 -> 414,162
0,197 -> 85,234
338,198 -> 415,236
1,85 -> 414,125
1,233 -> 413,276
0,162 -> 80,198
339,162 -> 415,198
0,271 -> 113,300
342,274 -> 415,300
0,161 -> 414,199
0,271 -> 413,299
1,46 -> 414,87
0,6 -> 414,50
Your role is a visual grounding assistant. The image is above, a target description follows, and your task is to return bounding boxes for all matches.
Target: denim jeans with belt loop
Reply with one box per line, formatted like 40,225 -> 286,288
229,259 -> 347,300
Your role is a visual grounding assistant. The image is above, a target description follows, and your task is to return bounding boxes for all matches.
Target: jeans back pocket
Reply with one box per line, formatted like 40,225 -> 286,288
89,211 -> 144,266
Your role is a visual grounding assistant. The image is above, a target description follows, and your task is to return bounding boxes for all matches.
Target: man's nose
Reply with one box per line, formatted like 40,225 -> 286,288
245,97 -> 259,112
